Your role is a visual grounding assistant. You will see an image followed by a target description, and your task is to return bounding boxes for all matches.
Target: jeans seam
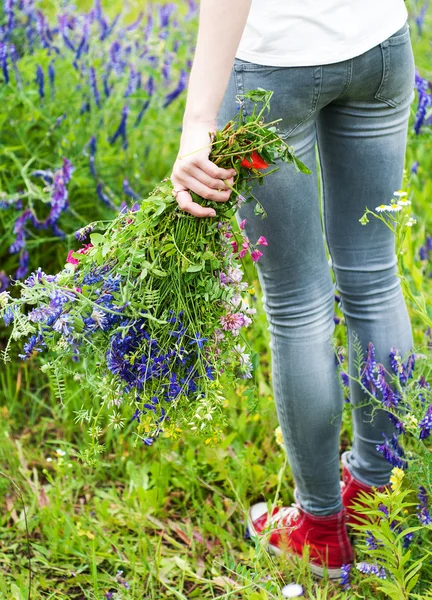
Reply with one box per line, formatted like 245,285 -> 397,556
336,59 -> 353,100
272,327 -> 303,491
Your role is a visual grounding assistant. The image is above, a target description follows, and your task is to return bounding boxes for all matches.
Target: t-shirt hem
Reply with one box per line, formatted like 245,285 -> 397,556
235,15 -> 409,67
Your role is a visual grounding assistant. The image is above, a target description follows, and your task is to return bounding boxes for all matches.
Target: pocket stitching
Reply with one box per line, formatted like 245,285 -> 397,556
375,38 -> 415,108
285,66 -> 322,138
234,64 -> 322,139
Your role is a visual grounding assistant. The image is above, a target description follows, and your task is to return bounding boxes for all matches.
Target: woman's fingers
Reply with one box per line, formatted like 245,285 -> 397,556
198,160 -> 237,181
186,166 -> 234,191
175,190 -> 217,218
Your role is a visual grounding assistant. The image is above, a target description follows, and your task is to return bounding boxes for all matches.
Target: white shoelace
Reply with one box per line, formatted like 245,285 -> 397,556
268,504 -> 301,529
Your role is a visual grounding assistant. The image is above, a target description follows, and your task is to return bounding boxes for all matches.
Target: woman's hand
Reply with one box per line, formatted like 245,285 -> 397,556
171,121 -> 237,218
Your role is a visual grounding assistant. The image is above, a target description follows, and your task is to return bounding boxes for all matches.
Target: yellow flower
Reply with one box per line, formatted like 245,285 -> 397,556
248,287 -> 255,295
275,426 -> 286,452
390,467 -> 405,493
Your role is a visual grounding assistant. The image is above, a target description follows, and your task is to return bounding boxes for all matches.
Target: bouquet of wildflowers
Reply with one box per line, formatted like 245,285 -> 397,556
0,89 -> 310,455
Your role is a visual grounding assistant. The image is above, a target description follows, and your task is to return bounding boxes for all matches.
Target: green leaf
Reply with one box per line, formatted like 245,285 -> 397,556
90,233 -> 105,245
151,267 -> 167,277
253,202 -> 265,216
185,263 -> 203,273
293,155 -> 312,174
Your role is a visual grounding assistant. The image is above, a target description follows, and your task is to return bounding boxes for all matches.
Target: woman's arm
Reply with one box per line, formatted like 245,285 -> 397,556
171,0 -> 252,218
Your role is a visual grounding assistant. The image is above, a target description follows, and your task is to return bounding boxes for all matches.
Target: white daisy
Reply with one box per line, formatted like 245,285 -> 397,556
387,203 -> 403,212
393,190 -> 408,198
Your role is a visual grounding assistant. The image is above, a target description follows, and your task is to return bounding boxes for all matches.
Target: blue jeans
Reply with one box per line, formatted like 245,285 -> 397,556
217,22 -> 416,516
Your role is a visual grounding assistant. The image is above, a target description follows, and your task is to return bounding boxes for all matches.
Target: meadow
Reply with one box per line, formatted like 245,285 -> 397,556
0,1 -> 432,598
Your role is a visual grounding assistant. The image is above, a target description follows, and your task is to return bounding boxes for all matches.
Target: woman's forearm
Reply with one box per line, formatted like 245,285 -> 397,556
183,0 -> 252,127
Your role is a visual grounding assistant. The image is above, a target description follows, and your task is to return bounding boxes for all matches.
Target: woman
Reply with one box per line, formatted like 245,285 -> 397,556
170,0 -> 416,579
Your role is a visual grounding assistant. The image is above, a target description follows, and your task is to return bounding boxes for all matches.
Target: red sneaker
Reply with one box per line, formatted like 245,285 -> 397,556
246,501 -> 354,579
340,451 -> 391,528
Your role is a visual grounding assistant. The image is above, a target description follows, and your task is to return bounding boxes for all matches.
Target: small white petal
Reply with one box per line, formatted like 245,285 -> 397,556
282,583 -> 304,597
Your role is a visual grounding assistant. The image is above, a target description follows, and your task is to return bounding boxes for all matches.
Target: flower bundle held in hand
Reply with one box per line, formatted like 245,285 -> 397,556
0,89 -> 310,452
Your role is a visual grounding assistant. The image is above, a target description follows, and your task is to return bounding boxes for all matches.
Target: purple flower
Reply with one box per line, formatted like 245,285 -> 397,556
417,486 -> 432,525
376,433 -> 407,470
339,564 -> 351,590
163,69 -> 187,108
387,412 -> 405,434
84,135 -> 97,177
76,21 -> 90,60
365,530 -> 381,550
123,178 -> 140,200
0,43 -> 9,84
15,250 -> 29,279
0,271 -> 9,292
109,105 -> 129,149
89,66 -> 101,108
419,404 -> 432,440
403,532 -> 414,548
414,72 -> 432,135
159,3 -> 175,28
75,224 -> 95,241
356,562 -> 386,579
35,64 -> 44,99
361,342 -> 377,395
415,1 -> 430,35
3,306 -> 15,326
96,183 -> 117,210
135,76 -> 154,127
411,161 -> 420,175
18,334 -> 46,360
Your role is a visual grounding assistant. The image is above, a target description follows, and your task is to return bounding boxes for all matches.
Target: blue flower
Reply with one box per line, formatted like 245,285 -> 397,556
376,433 -> 407,470
189,332 -> 207,349
18,334 -> 46,360
339,563 -> 351,590
356,562 -> 386,579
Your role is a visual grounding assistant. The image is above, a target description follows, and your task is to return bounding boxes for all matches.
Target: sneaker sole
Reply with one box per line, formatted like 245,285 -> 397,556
246,512 -> 344,580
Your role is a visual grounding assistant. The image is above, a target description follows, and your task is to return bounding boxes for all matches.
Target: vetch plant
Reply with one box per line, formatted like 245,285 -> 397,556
0,89 -> 311,463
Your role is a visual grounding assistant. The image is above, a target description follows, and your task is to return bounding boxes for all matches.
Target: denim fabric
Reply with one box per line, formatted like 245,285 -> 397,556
216,22 -> 416,516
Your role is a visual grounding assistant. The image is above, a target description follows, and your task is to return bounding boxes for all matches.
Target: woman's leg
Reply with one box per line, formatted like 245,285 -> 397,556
317,27 -> 416,486
217,64 -> 345,517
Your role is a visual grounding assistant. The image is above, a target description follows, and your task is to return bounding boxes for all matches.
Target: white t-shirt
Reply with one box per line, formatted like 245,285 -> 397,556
236,0 -> 409,67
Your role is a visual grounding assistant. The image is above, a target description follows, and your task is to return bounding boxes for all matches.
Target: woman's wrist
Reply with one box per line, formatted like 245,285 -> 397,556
182,114 -> 217,130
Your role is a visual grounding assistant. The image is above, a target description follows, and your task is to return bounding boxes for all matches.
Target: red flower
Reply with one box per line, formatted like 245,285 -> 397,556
241,151 -> 269,170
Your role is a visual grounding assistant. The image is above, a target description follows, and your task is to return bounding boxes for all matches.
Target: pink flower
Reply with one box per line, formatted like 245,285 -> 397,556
231,240 -> 239,253
66,243 -> 93,265
75,287 -> 82,294
238,248 -> 248,259
256,236 -> 268,246
239,219 -> 247,230
220,312 -> 246,332
66,250 -> 79,265
225,232 -> 233,239
251,249 -> 263,262
77,243 -> 93,255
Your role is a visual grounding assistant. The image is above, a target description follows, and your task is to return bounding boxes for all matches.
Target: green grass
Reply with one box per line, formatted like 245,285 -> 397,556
1,3 -> 432,599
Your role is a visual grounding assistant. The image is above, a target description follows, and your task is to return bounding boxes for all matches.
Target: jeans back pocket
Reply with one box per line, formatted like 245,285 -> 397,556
374,22 -> 416,108
233,59 -> 322,139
